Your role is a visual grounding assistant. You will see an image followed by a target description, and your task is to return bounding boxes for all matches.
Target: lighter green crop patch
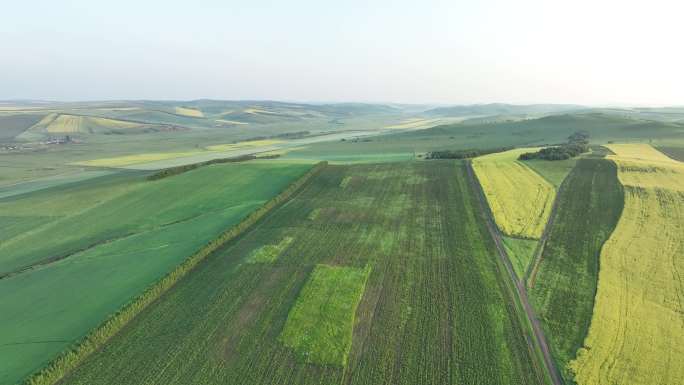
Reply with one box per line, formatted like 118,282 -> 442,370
279,264 -> 371,367
502,236 -> 537,280
308,208 -> 321,220
339,176 -> 353,188
246,237 -> 294,264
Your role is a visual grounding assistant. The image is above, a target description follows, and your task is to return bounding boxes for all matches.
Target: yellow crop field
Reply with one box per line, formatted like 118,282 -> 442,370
88,117 -> 141,129
45,114 -> 141,133
244,107 -> 277,114
206,139 -> 283,152
606,143 -> 677,163
384,118 -> 441,129
215,119 -> 248,125
473,148 -> 555,239
606,144 -> 684,191
174,107 -> 204,117
73,151 -> 202,167
570,144 -> 684,385
46,114 -> 83,132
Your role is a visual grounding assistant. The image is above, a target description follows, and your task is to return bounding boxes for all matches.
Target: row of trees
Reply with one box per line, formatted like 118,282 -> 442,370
425,147 -> 513,160
519,131 -> 590,161
147,153 -> 279,181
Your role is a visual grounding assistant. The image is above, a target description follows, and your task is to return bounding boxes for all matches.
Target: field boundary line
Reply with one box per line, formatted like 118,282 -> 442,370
525,164 -> 574,288
23,161 -> 328,385
146,154 -> 267,180
0,232 -> 137,281
465,160 -> 563,385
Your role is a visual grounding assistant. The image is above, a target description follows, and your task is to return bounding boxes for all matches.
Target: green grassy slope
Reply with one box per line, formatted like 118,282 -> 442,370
60,161 -> 543,385
423,103 -> 583,117
523,158 -> 577,188
529,159 -> 623,383
657,145 -> 684,162
0,114 -> 46,141
287,113 -> 684,162
0,162 -> 310,385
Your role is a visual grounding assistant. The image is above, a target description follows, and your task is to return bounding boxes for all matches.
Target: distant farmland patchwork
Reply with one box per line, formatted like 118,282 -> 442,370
58,162 -> 544,385
0,163 -> 311,385
570,144 -> 684,385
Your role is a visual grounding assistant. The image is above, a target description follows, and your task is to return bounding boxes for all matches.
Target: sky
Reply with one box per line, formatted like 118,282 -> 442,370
2,0 -> 683,105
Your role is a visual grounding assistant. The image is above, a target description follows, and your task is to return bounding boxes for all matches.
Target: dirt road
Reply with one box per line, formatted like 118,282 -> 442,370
465,160 -> 564,385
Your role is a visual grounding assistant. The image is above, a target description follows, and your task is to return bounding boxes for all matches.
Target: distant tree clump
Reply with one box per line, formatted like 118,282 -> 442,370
425,146 -> 513,160
519,131 -> 589,161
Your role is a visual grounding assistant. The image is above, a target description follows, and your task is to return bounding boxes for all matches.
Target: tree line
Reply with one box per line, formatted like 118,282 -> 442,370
518,131 -> 589,161
425,147 -> 513,160
147,153 -> 280,181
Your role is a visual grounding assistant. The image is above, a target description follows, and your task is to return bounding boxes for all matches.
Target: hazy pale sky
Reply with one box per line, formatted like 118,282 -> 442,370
2,0 -> 682,105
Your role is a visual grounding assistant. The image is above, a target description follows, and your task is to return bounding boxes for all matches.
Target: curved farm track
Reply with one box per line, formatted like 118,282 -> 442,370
525,172 -> 571,288
466,160 -> 564,385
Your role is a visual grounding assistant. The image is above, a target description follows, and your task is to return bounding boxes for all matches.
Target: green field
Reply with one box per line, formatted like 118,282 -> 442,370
656,145 -> 684,162
528,159 -> 623,382
58,161 -> 543,385
522,158 -> 577,188
502,236 -> 537,280
0,162 -> 310,385
0,113 -> 45,140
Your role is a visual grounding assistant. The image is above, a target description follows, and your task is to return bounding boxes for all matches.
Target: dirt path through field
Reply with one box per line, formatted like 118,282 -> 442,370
466,160 -> 563,385
525,170 -> 572,288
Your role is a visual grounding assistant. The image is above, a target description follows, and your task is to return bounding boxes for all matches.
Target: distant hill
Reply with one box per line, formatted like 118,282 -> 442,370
423,103 -> 584,117
0,100 -> 409,142
396,112 -> 684,149
4,100 -> 683,145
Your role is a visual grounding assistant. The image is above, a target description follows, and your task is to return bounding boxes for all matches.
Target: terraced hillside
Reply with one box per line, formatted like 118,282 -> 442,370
570,144 -> 684,385
58,162 -> 544,385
